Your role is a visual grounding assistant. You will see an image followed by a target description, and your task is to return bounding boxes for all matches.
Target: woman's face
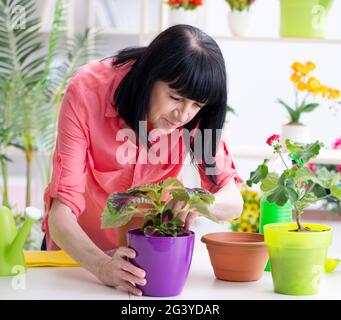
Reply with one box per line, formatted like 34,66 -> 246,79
147,81 -> 205,134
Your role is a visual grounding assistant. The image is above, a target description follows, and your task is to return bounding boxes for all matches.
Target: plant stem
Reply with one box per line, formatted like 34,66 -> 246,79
279,152 -> 289,170
0,157 -> 10,208
295,207 -> 304,231
26,147 -> 33,208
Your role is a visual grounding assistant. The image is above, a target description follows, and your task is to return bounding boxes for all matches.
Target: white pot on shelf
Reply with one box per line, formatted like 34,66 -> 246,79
281,123 -> 311,146
227,10 -> 253,37
169,8 -> 199,27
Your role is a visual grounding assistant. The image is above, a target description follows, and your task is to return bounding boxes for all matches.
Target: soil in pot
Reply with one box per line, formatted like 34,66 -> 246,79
201,232 -> 268,282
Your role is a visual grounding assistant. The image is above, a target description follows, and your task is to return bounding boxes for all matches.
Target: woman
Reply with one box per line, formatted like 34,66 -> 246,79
42,25 -> 243,296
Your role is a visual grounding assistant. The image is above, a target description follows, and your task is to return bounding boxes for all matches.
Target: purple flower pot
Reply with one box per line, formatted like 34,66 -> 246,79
127,228 -> 195,297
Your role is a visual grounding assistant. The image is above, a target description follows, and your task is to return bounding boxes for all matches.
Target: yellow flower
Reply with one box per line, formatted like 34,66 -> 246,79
307,77 -> 321,93
291,62 -> 305,73
320,85 -> 330,98
329,89 -> 340,100
290,73 -> 302,83
305,61 -> 316,72
238,222 -> 253,233
297,82 -> 307,91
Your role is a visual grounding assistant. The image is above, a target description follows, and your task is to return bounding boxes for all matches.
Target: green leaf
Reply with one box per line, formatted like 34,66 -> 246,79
266,186 -> 290,206
331,185 -> 341,201
316,168 -> 341,189
260,172 -> 279,193
277,98 -> 299,123
286,139 -> 323,165
295,193 -> 318,213
299,103 -> 320,113
246,160 -> 269,187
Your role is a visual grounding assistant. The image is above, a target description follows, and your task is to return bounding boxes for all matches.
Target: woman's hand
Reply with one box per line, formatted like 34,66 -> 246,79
168,200 -> 199,230
97,247 -> 146,296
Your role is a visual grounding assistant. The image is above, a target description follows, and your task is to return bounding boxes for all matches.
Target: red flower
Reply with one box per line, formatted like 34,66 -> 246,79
306,163 -> 316,174
332,138 -> 341,150
266,134 -> 280,146
337,164 -> 341,174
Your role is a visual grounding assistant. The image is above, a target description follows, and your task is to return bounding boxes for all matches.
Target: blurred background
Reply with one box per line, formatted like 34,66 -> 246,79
1,0 -> 341,249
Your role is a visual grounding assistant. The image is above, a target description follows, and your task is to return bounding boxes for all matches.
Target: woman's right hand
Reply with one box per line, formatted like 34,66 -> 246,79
96,247 -> 146,296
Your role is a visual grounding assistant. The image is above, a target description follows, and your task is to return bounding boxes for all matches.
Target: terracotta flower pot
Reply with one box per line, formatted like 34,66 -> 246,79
201,232 -> 268,282
116,216 -> 145,247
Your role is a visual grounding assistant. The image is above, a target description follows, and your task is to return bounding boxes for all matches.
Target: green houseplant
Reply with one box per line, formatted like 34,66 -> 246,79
0,0 -> 98,209
101,177 -> 216,296
247,134 -> 341,295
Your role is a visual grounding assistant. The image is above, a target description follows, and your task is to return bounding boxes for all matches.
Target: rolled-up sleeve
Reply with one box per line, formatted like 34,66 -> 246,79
42,83 -> 88,231
199,138 -> 243,193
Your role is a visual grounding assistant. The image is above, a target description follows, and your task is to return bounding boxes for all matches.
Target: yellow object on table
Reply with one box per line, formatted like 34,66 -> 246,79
24,250 -> 79,268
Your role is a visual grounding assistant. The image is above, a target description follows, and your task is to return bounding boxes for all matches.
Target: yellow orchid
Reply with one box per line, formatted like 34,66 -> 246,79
290,73 -> 302,83
297,81 -> 307,91
280,61 -> 340,124
305,61 -> 316,72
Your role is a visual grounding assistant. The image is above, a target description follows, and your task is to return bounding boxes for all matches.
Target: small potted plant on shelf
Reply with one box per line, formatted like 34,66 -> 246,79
278,61 -> 340,145
166,0 -> 203,27
247,134 -> 341,295
225,0 -> 256,37
101,177 -> 216,297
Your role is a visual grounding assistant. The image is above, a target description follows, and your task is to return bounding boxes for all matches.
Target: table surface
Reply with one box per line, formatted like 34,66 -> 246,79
1,220 -> 341,300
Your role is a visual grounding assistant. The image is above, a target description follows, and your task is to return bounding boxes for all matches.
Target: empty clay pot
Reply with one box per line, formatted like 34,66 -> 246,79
201,232 -> 268,282
116,216 -> 145,247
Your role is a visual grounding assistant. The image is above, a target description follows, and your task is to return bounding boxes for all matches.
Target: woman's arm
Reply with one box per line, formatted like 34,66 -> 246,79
208,179 -> 244,220
48,198 -> 146,296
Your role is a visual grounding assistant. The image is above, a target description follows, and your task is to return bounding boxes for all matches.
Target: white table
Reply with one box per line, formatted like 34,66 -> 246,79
1,220 -> 341,300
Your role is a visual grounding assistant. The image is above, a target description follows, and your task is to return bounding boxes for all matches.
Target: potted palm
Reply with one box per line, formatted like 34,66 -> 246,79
101,177 -> 216,297
225,0 -> 256,37
247,134 -> 341,295
278,61 -> 340,145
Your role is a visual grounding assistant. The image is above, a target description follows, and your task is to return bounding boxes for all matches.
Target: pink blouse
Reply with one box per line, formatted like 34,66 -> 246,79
42,58 -> 242,251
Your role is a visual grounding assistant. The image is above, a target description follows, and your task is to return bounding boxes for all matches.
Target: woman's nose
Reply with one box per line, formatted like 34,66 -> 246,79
176,102 -> 191,123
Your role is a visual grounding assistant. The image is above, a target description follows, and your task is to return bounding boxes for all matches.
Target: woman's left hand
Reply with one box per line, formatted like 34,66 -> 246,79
168,200 -> 199,230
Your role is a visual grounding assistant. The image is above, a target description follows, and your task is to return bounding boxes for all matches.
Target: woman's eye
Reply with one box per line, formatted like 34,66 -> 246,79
170,95 -> 182,101
195,103 -> 203,109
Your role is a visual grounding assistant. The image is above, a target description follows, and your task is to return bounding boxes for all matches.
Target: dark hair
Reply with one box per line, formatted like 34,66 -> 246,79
108,25 -> 228,188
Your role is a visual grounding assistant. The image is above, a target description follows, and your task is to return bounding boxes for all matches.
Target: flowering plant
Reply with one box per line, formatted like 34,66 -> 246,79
277,61 -> 340,125
225,0 -> 256,11
230,186 -> 260,232
307,137 -> 341,215
247,134 -> 341,232
101,178 -> 216,237
166,0 -> 203,10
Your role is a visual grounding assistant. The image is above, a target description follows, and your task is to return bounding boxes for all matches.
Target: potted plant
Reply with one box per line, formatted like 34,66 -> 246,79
279,0 -> 334,39
278,61 -> 340,145
166,0 -> 203,27
247,134 -> 341,295
225,0 -> 256,37
101,177 -> 216,297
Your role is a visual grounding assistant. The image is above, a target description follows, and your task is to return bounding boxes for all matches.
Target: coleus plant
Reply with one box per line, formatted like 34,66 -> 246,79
101,178 -> 216,237
247,135 -> 341,232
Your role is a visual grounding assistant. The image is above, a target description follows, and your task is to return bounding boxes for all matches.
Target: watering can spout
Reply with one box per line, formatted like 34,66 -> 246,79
8,207 -> 42,260
0,206 -> 42,276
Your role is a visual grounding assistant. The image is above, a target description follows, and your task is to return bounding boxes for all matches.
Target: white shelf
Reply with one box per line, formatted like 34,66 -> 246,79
230,146 -> 341,165
212,35 -> 341,45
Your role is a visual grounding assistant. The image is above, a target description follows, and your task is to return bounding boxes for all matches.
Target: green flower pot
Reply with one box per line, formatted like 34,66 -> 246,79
259,197 -> 293,272
264,223 -> 333,295
279,0 -> 334,39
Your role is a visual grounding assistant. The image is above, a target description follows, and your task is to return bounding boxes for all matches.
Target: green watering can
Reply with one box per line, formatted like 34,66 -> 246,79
0,205 -> 42,276
280,0 -> 334,38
